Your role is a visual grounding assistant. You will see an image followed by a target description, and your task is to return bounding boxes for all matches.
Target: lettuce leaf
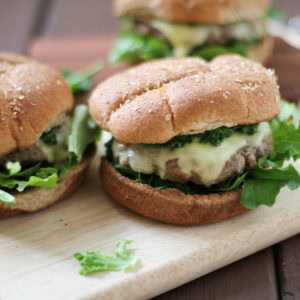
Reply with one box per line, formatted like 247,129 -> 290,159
0,162 -> 59,207
61,62 -> 103,94
0,190 -> 16,209
68,105 -> 100,164
266,7 -> 286,22
74,240 -> 139,275
0,105 -> 99,209
109,32 -> 172,64
241,163 -> 300,208
237,100 -> 300,208
6,162 -> 21,176
191,40 -> 260,61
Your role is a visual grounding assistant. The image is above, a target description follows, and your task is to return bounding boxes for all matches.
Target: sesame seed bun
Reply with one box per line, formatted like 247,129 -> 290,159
0,52 -> 73,158
100,159 -> 247,225
113,0 -> 270,25
0,146 -> 95,218
89,55 -> 280,144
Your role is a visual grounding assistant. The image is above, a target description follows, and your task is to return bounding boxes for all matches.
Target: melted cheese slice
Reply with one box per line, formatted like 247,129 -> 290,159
150,19 -> 266,57
113,122 -> 271,187
150,20 -> 210,57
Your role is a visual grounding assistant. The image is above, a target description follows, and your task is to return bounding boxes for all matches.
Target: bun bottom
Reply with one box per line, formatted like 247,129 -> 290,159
0,146 -> 95,218
100,159 -> 248,225
248,35 -> 274,64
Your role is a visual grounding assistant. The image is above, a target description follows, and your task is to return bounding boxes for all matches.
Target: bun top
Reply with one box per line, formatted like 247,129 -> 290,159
0,52 -> 73,157
89,55 -> 280,144
113,0 -> 270,25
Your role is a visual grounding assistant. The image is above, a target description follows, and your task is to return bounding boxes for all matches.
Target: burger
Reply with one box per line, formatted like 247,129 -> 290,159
110,0 -> 274,64
0,53 -> 99,218
89,55 -> 300,225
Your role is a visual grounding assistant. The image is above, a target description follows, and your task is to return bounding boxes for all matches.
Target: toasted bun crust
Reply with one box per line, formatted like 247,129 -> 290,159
248,35 -> 274,64
0,52 -> 73,158
0,147 -> 95,218
100,159 -> 247,225
114,0 -> 270,25
89,55 -> 280,144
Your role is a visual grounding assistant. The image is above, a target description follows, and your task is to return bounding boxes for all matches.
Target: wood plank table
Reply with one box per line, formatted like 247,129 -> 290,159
1,1 -> 300,299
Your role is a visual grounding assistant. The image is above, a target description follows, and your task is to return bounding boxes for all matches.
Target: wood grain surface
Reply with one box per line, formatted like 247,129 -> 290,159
276,236 -> 300,299
155,248 -> 278,300
1,0 -> 300,299
1,151 -> 300,300
26,35 -> 300,300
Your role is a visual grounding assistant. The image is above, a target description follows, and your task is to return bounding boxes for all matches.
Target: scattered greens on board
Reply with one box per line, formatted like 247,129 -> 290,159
74,240 -> 139,275
106,100 -> 300,209
0,105 -> 100,209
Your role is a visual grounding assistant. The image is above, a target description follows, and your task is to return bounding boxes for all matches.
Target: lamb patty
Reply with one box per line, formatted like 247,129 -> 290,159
112,124 -> 273,186
133,18 -> 266,46
0,113 -> 70,166
164,135 -> 272,185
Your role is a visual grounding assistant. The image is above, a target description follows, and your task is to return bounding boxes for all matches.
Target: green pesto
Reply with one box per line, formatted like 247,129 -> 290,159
40,127 -> 60,145
148,124 -> 259,150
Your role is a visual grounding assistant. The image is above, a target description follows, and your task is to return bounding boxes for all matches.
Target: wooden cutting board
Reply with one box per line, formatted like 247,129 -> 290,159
1,37 -> 300,300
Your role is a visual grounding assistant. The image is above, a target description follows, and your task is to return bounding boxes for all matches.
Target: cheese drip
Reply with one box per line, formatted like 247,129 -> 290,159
113,122 -> 271,187
150,19 -> 266,57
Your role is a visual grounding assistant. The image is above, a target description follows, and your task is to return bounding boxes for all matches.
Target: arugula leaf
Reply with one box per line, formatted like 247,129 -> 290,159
215,172 -> 248,191
61,62 -> 103,94
0,190 -> 16,209
241,164 -> 300,209
241,179 -> 284,208
0,164 -> 58,208
68,105 -> 100,164
109,17 -> 171,63
266,7 -> 286,22
6,162 -> 21,176
0,165 -> 58,190
191,45 -> 234,61
109,31 -> 172,64
191,40 -> 260,61
277,100 -> 299,125
272,122 -> 300,162
240,100 -> 300,208
74,240 -> 139,275
17,174 -> 58,192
